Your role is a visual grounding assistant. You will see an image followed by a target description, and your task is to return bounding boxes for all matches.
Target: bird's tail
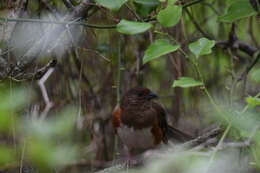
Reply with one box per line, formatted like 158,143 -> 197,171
166,125 -> 193,142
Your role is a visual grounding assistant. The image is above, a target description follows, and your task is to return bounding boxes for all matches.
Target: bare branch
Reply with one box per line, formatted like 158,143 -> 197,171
38,68 -> 55,120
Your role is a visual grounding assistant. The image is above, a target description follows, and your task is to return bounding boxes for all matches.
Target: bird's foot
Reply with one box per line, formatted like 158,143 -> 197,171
123,156 -> 143,168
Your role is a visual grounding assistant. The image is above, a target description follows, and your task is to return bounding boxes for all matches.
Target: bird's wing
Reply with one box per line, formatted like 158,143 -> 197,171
151,102 -> 193,142
151,102 -> 170,143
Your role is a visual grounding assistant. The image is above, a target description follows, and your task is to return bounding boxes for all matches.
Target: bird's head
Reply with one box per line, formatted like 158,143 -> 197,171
121,87 -> 158,107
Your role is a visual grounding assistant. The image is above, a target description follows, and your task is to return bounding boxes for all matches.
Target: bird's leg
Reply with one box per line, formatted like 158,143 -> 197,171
124,146 -> 142,167
123,146 -> 133,166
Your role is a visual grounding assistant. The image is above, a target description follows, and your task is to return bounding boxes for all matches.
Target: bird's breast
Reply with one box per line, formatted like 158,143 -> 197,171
117,125 -> 156,150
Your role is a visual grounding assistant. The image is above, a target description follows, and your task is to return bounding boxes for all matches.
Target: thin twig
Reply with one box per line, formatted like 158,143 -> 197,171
248,17 -> 259,48
202,2 -> 221,15
237,51 -> 260,81
116,37 -> 122,104
66,24 -> 84,130
71,48 -> 101,109
181,127 -> 222,148
125,3 -> 142,21
0,17 -> 116,29
79,47 -> 111,62
217,40 -> 258,57
19,140 -> 26,173
40,0 -> 58,14
7,59 -> 57,81
184,8 -> 213,39
183,0 -> 205,8
62,0 -> 74,10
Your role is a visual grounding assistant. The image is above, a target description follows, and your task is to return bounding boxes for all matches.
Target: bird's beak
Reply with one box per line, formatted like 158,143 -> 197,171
146,92 -> 158,100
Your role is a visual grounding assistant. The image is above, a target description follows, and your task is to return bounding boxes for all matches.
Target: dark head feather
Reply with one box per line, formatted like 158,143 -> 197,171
121,87 -> 157,108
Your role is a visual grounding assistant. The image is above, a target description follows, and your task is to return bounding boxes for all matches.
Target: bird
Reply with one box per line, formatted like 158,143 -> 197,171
112,87 -> 192,160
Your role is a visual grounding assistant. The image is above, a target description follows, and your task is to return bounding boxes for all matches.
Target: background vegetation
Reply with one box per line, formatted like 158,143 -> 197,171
0,0 -> 259,172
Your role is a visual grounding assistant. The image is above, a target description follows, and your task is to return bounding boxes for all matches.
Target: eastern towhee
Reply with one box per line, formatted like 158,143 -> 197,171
113,87 -> 192,157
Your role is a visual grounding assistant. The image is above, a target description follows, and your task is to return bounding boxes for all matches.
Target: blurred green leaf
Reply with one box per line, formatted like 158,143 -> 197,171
28,141 -> 54,168
0,146 -> 15,166
22,107 -> 77,140
95,0 -> 127,11
157,5 -> 182,27
250,68 -> 260,82
116,19 -> 152,35
143,39 -> 179,64
246,96 -> 260,108
0,87 -> 29,133
188,38 -> 215,58
51,146 -> 77,167
0,111 -> 16,133
0,87 -> 31,110
52,108 -> 77,137
172,77 -> 203,88
219,0 -> 257,22
28,141 -> 77,169
25,108 -> 78,170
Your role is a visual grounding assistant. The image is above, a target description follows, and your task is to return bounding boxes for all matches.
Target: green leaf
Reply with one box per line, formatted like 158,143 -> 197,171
157,5 -> 182,27
188,38 -> 215,58
246,96 -> 260,108
167,0 -> 178,5
172,77 -> 203,88
0,146 -> 15,166
219,0 -> 257,22
143,39 -> 179,64
134,1 -> 159,16
250,68 -> 260,82
116,19 -> 152,35
134,0 -> 160,6
95,0 -> 128,11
